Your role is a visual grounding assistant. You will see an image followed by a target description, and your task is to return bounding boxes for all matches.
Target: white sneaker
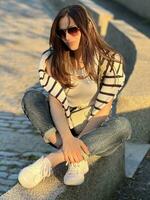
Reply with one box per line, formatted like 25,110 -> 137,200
64,159 -> 89,186
18,156 -> 52,188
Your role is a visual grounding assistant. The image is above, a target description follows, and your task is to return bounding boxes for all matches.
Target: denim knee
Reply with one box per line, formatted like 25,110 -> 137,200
21,90 -> 48,122
115,116 -> 132,140
21,90 -> 57,138
21,90 -> 46,109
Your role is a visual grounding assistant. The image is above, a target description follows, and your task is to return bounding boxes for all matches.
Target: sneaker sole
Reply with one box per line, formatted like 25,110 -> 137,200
64,176 -> 85,186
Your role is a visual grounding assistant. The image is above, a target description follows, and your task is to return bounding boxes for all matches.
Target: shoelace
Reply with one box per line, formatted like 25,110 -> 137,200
65,153 -> 89,167
40,157 -> 52,181
68,163 -> 83,174
67,160 -> 88,175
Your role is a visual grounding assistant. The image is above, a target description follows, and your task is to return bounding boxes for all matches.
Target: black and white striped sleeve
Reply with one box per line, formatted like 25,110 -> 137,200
38,52 -> 71,118
88,54 -> 126,120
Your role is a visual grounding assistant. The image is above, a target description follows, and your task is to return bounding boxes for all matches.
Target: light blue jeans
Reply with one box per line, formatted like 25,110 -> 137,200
21,88 -> 132,157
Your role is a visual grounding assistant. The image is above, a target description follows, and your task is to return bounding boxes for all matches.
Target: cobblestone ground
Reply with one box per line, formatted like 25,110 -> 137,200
0,111 -> 49,196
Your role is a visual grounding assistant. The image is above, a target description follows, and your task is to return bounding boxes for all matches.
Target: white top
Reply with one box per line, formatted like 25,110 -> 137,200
38,48 -> 126,128
64,66 -> 99,108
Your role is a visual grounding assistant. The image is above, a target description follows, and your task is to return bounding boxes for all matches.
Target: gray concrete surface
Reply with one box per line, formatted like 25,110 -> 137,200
115,0 -> 150,20
125,142 -> 150,177
111,149 -> 150,200
0,145 -> 125,200
105,20 -> 150,143
93,0 -> 150,38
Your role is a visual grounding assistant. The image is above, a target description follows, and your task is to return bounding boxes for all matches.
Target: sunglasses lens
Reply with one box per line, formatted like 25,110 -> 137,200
68,27 -> 79,35
56,30 -> 66,38
57,27 -> 79,39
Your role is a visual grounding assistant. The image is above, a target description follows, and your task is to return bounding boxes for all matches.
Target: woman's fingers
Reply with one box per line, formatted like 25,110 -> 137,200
68,152 -> 83,163
76,152 -> 84,162
80,140 -> 90,155
72,154 -> 80,163
64,154 -> 70,164
66,152 -> 77,164
63,140 -> 90,165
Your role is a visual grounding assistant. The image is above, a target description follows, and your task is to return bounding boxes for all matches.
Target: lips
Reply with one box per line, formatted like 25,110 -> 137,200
67,41 -> 74,45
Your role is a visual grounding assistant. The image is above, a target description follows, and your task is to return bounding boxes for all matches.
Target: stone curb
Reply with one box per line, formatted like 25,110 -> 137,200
114,0 -> 150,20
105,20 -> 150,143
0,145 -> 125,200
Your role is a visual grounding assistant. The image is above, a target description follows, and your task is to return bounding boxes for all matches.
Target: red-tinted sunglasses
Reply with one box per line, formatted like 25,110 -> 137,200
56,26 -> 80,39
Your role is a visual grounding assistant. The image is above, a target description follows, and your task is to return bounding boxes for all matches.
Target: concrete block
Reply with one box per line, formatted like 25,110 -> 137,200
115,0 -> 150,20
105,20 -> 150,143
125,142 -> 150,178
0,144 -> 125,200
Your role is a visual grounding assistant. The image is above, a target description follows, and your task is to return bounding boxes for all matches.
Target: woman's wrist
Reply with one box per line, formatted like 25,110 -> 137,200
62,132 -> 74,143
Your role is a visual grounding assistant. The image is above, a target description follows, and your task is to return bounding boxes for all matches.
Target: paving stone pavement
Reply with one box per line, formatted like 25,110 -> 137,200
0,111 -> 52,196
0,149 -> 45,196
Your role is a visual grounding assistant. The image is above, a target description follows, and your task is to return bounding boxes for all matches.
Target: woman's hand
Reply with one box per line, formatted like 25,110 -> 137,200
62,135 -> 90,164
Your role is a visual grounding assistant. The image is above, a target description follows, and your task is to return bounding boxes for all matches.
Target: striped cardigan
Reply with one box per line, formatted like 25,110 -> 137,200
38,48 -> 125,129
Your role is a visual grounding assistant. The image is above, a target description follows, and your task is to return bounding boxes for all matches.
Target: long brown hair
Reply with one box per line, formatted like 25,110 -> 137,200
45,4 -> 124,89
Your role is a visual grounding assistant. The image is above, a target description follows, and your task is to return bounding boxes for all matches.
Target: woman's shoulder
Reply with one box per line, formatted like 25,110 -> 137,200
40,47 -> 54,76
107,51 -> 123,63
41,47 -> 54,59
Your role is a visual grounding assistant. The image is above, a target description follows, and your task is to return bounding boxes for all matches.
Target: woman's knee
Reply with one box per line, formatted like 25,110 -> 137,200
21,90 -> 48,114
22,90 -> 46,106
113,116 -> 132,140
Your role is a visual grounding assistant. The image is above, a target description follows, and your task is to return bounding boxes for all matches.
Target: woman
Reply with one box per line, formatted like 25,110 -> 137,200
18,4 -> 131,188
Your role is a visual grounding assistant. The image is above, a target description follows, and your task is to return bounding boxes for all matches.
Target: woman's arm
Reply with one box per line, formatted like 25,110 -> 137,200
79,54 -> 125,137
49,88 -> 90,164
87,53 -> 125,121
79,99 -> 113,137
49,95 -> 73,141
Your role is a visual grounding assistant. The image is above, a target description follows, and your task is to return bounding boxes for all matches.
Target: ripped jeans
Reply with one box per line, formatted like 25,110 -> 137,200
21,88 -> 132,157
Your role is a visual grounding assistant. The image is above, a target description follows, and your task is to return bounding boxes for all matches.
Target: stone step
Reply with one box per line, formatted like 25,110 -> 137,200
114,0 -> 150,20
105,20 -> 150,143
0,144 -> 125,200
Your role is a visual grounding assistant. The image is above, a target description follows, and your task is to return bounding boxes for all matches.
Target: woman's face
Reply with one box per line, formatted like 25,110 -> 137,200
58,15 -> 81,51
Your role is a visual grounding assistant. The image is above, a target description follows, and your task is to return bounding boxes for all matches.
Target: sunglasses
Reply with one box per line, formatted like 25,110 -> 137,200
56,26 -> 80,39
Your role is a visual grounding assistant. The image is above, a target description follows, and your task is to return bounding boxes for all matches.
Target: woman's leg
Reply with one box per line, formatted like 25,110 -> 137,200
21,89 -> 132,158
21,89 -> 63,149
79,116 -> 132,157
70,106 -> 132,157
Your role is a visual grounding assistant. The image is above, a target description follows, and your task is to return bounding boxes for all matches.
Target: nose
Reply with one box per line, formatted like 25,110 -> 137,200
65,31 -> 71,40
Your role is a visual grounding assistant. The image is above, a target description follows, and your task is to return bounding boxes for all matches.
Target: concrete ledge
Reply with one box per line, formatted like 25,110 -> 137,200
0,144 -> 125,200
115,0 -> 150,20
105,20 -> 150,143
